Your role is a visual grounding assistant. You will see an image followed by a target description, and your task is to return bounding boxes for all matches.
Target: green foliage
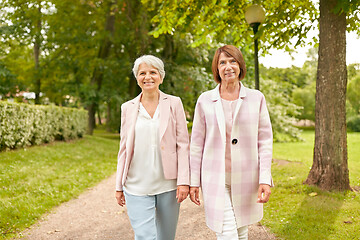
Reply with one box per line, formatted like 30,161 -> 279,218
0,131 -> 118,239
347,115 -> 360,132
262,65 -> 309,89
0,101 -> 87,151
150,0 -> 318,51
161,63 -> 215,120
292,81 -> 316,121
261,79 -> 302,142
0,44 -> 33,97
292,58 -> 317,121
346,64 -> 360,132
157,33 -> 216,120
334,0 -> 360,34
0,61 -> 17,96
0,0 -> 358,141
347,73 -> 360,115
259,57 -> 317,141
260,52 -> 317,125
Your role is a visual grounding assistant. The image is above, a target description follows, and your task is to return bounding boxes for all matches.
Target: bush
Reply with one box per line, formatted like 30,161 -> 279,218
0,102 -> 87,151
347,115 -> 360,132
261,79 -> 302,142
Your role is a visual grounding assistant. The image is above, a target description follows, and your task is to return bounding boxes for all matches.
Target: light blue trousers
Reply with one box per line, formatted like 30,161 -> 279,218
124,190 -> 180,240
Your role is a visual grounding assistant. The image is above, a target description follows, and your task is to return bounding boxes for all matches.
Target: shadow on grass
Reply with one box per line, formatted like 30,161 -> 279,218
92,129 -> 120,141
280,190 -> 343,240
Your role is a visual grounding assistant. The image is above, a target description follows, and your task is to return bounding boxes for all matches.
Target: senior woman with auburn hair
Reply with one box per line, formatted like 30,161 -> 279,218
189,45 -> 273,239
115,55 -> 189,240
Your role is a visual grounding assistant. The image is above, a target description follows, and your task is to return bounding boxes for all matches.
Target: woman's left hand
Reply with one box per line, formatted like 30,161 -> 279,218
257,184 -> 271,203
176,185 -> 189,203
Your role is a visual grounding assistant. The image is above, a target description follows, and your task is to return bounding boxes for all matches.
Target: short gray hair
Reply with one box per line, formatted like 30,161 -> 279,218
132,55 -> 165,80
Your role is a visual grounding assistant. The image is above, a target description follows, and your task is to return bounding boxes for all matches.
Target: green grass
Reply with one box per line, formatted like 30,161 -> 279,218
263,130 -> 360,240
1,130 -> 359,239
0,131 -> 119,239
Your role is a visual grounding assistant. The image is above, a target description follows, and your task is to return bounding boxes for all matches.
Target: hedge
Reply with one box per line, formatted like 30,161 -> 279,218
0,101 -> 88,151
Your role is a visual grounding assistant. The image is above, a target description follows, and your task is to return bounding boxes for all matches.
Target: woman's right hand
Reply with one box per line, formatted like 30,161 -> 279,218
115,191 -> 126,206
189,187 -> 201,206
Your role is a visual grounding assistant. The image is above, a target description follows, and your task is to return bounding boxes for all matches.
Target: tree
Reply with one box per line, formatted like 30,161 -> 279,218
0,0 -> 55,104
87,0 -> 117,135
292,83 -> 316,122
303,0 -> 351,191
292,58 -> 317,122
0,61 -> 17,97
150,0 -> 360,191
346,70 -> 360,132
150,1 -> 318,50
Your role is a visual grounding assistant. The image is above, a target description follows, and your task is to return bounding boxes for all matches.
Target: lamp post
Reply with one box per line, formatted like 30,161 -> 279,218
245,4 -> 265,90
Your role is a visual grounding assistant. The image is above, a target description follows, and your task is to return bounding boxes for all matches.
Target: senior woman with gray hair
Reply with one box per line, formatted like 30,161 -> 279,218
115,55 -> 190,240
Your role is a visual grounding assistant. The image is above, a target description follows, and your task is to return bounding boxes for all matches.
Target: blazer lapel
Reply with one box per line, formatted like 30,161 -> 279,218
127,93 -> 141,155
159,91 -> 170,141
212,85 -> 226,143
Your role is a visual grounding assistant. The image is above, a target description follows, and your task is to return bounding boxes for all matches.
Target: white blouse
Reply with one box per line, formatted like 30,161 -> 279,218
124,103 -> 177,196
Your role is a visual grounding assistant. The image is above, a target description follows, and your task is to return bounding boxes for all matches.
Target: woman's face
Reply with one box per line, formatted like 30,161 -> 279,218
136,63 -> 163,92
218,52 -> 241,83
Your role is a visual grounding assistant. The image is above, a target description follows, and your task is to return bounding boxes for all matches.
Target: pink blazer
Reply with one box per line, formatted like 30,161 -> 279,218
116,91 -> 190,191
190,82 -> 273,232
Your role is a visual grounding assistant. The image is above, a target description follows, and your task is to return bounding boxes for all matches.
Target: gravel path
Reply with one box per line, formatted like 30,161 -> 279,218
20,174 -> 276,240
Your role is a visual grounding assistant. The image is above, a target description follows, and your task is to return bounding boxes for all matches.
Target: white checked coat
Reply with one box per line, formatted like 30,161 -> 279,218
190,82 -> 273,232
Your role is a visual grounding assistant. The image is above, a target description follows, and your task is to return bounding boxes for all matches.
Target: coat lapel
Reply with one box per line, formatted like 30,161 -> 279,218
159,91 -> 170,141
233,82 -> 247,122
212,85 -> 226,143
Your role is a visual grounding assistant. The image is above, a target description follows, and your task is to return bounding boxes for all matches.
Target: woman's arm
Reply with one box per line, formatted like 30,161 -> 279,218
190,97 -> 206,188
257,94 -> 273,187
174,97 -> 190,187
115,104 -> 128,192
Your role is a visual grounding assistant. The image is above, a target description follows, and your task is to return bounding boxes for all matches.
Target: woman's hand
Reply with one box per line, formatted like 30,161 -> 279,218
257,184 -> 271,203
190,187 -> 201,206
176,185 -> 189,203
115,191 -> 126,206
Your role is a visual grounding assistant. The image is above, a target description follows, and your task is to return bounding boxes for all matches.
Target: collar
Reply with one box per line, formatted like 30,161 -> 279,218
129,90 -> 167,105
211,81 -> 247,101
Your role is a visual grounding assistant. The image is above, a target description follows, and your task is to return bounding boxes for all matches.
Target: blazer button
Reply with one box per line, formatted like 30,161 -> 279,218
232,139 -> 238,145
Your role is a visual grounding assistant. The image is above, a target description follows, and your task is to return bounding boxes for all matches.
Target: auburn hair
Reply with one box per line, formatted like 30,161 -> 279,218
211,45 -> 246,83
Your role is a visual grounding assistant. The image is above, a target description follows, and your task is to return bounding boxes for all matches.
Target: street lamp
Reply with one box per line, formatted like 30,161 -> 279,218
245,4 -> 265,90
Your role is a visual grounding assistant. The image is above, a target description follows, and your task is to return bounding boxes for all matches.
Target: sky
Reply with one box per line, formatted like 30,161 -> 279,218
260,32 -> 360,68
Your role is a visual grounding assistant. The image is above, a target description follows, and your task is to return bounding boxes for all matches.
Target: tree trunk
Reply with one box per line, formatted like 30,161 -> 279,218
125,0 -> 147,98
97,108 -> 102,125
162,34 -> 177,89
128,73 -> 141,98
162,34 -> 175,62
304,0 -> 350,191
87,0 -> 116,135
106,100 -> 112,131
34,5 -> 41,104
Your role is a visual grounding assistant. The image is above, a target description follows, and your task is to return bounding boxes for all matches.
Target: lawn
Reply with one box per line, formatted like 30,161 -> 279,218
1,130 -> 359,239
264,130 -> 360,240
0,130 -> 120,239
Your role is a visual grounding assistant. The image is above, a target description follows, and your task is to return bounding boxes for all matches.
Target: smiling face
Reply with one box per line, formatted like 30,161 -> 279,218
136,63 -> 163,92
217,52 -> 241,83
